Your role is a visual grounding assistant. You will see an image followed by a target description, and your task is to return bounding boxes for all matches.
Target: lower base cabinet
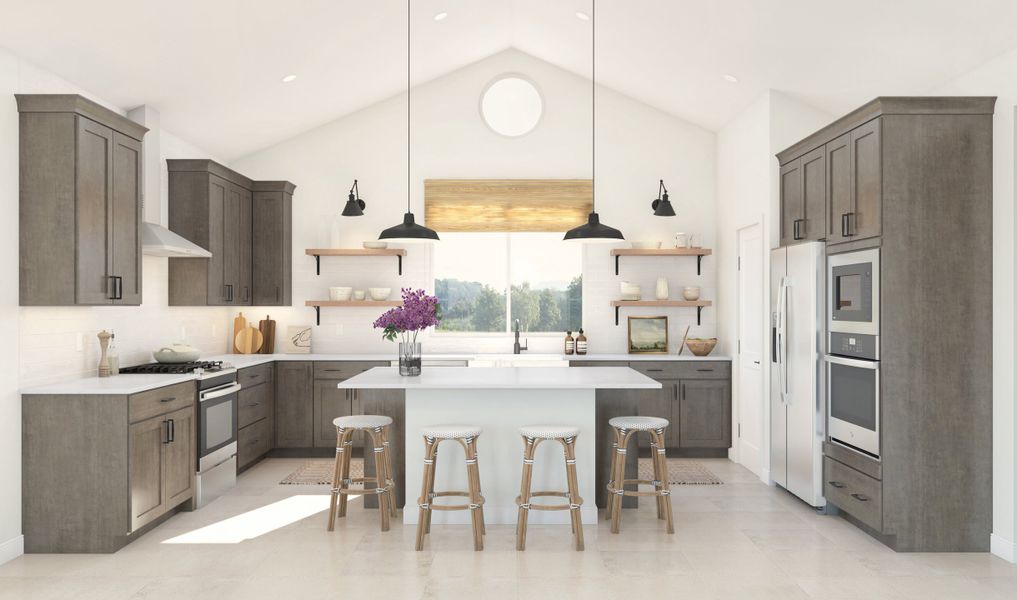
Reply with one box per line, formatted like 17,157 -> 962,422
274,361 -> 313,448
678,379 -> 732,449
23,382 -> 197,553
238,364 -> 275,471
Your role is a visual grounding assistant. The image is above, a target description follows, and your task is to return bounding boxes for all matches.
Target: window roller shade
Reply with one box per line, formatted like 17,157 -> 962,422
424,179 -> 593,232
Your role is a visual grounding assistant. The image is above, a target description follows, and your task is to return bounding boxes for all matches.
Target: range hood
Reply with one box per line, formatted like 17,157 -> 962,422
141,222 -> 212,258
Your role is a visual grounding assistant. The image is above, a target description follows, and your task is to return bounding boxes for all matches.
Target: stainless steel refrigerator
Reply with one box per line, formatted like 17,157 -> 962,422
770,242 -> 826,508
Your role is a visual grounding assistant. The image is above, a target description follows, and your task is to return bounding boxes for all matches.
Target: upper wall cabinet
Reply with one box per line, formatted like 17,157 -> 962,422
17,95 -> 148,306
167,160 -> 294,306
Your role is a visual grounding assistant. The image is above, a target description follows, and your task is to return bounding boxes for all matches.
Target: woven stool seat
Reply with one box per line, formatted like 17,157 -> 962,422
333,414 -> 393,429
420,424 -> 483,439
519,425 -> 581,439
608,415 -> 669,430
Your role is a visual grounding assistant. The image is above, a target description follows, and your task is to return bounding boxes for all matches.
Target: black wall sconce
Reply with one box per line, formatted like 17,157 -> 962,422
651,179 -> 675,216
342,179 -> 366,216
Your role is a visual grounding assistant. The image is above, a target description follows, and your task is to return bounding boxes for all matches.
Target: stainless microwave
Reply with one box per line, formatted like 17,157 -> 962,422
828,248 -> 879,339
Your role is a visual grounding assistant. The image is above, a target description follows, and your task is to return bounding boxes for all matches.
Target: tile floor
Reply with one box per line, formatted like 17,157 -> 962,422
1,458 -> 1015,599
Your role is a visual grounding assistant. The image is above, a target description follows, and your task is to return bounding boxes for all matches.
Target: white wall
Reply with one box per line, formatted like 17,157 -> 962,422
715,91 -> 832,477
0,47 -> 232,563
930,48 -> 1017,562
233,49 -> 717,354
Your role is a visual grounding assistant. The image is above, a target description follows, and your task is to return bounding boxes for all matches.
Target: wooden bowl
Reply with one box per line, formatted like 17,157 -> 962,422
685,338 -> 718,356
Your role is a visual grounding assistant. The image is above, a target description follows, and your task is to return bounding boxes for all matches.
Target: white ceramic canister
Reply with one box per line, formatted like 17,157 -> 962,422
655,277 -> 669,300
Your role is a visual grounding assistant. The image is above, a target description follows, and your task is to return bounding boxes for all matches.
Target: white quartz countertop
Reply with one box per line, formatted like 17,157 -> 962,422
337,366 -> 662,390
21,352 -> 726,395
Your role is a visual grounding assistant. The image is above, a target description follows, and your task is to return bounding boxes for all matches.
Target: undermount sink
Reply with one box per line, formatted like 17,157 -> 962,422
468,353 -> 568,368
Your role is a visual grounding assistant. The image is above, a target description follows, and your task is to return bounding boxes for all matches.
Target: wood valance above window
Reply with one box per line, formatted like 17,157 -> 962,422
424,179 -> 593,232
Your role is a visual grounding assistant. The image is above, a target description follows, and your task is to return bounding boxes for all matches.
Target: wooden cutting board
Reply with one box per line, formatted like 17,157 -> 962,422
234,326 -> 264,354
258,315 -> 276,354
232,312 -> 247,353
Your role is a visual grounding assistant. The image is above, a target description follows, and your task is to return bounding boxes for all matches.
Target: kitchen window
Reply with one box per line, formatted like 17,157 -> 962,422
433,232 -> 582,333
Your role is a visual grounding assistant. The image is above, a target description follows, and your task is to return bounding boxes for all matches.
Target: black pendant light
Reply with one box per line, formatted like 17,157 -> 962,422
342,179 -> 366,216
380,0 -> 439,242
651,179 -> 676,217
564,0 -> 623,243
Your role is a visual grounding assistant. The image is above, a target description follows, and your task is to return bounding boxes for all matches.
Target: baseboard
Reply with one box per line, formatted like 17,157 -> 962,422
759,468 -> 772,485
991,533 -> 1017,563
0,535 -> 24,565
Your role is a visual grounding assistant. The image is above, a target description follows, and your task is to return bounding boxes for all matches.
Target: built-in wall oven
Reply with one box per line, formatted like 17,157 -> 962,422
196,370 -> 241,507
827,248 -> 881,459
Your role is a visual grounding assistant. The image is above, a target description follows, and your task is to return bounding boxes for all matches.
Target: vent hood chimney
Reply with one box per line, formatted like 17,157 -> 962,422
127,105 -> 212,258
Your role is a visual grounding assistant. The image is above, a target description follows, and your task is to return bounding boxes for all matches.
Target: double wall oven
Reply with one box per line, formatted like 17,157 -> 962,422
826,248 -> 880,459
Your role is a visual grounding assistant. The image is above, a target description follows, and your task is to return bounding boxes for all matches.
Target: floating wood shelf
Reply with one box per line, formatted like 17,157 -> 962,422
305,248 -> 407,276
609,248 -> 712,276
610,299 -> 713,326
305,299 -> 403,325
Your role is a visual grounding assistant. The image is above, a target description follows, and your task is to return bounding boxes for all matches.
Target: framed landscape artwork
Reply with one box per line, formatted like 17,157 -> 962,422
627,315 -> 668,354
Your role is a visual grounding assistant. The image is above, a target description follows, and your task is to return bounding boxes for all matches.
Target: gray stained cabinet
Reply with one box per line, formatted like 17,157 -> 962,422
274,361 -> 314,448
131,405 -> 195,531
777,97 -> 995,551
678,379 -> 731,449
17,94 -> 147,306
237,364 -> 275,471
252,182 -> 295,305
23,381 -> 197,553
168,160 -> 294,306
780,146 -> 827,245
313,380 -> 353,447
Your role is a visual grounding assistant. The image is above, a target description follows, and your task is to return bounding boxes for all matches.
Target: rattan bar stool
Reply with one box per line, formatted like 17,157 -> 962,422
605,416 -> 674,534
515,425 -> 584,551
327,415 -> 397,532
415,425 -> 486,551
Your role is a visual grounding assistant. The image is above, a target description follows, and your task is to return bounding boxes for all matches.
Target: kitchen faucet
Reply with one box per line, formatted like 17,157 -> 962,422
513,319 -> 528,354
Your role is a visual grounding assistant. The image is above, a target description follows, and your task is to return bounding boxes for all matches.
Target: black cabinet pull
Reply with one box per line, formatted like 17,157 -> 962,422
850,493 -> 869,502
109,276 -> 123,300
680,383 -> 686,399
793,218 -> 804,240
696,368 -> 714,372
841,212 -> 855,237
828,480 -> 845,489
168,419 -> 175,443
159,397 -> 175,403
646,368 -> 664,372
163,420 -> 171,444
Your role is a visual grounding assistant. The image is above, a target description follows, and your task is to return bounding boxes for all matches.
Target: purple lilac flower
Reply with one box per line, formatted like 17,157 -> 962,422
373,288 -> 442,343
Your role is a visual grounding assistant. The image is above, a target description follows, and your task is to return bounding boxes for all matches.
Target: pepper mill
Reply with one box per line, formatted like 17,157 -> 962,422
97,330 -> 112,378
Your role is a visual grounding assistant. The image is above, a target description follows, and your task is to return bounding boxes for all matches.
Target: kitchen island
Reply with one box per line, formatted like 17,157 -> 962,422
338,366 -> 660,525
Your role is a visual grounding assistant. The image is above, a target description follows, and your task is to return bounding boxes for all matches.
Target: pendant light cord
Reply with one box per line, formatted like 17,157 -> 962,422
591,0 -> 596,213
402,0 -> 406,215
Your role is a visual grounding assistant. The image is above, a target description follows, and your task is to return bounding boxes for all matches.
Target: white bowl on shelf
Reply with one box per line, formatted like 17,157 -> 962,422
329,286 -> 353,301
363,241 -> 388,249
368,287 -> 392,301
631,241 -> 662,249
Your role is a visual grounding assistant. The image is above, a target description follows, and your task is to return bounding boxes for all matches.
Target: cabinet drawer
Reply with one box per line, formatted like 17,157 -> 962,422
129,381 -> 196,424
313,361 -> 387,380
238,363 -> 273,388
238,382 -> 273,429
823,456 -> 882,531
629,361 -> 730,380
238,417 -> 272,470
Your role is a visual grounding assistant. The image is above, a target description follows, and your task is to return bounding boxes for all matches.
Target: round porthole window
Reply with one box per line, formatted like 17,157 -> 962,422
480,75 -> 543,137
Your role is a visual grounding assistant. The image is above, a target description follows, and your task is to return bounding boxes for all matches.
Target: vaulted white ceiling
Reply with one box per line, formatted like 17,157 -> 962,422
2,0 -> 1016,160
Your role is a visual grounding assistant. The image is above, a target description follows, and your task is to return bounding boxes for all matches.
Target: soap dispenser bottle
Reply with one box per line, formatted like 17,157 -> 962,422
576,329 -> 588,355
564,331 -> 575,355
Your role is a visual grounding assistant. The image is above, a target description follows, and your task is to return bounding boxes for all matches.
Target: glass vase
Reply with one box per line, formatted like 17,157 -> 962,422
399,342 -> 422,376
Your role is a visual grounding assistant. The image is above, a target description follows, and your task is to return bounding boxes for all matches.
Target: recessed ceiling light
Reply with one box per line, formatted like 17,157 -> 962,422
723,74 -> 739,83
281,74 -> 297,83
434,11 -> 448,21
575,11 -> 590,21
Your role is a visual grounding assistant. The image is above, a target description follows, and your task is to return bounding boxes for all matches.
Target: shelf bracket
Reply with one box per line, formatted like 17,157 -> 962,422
615,254 -> 620,276
314,306 -> 320,326
615,305 -> 620,326
697,305 -> 703,325
314,255 -> 321,276
398,254 -> 403,276
697,254 -> 703,275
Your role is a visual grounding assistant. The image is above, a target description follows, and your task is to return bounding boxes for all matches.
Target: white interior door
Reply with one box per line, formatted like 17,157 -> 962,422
736,223 -> 765,478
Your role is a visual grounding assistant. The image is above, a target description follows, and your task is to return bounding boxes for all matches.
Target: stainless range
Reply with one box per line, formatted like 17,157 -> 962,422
120,360 -> 240,507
